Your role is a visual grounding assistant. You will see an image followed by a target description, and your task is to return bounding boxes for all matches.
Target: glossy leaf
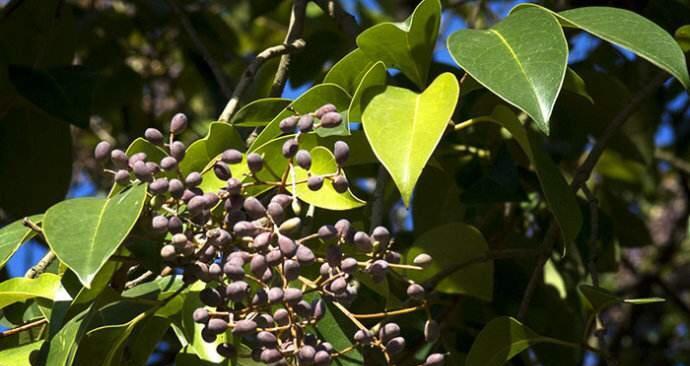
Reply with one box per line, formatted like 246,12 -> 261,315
288,147 -> 366,210
250,84 -> 352,150
515,5 -> 690,89
0,273 -> 61,310
356,0 -> 441,88
407,223 -> 493,301
0,214 -> 42,269
362,72 -> 459,205
448,7 -> 567,133
323,48 -> 376,95
179,122 -> 245,176
486,106 -> 582,248
43,183 -> 147,287
466,317 -> 547,366
0,340 -> 44,365
677,25 -> 690,52
230,98 -> 291,127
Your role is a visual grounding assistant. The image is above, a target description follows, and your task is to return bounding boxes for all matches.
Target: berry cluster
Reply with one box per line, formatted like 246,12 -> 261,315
93,105 -> 445,365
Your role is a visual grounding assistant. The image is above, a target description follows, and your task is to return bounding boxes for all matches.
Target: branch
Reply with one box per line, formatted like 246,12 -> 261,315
312,0 -> 360,42
517,71 -> 669,321
0,318 -> 47,338
165,0 -> 232,98
22,217 -> 57,279
218,39 -> 306,122
270,0 -> 308,97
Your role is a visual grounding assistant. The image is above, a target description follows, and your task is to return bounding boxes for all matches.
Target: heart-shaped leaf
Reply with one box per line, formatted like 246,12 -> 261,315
362,72 -> 459,205
250,84 -> 352,151
0,273 -> 61,310
324,48 -> 376,96
466,317 -> 547,366
0,214 -> 42,270
448,7 -> 567,134
288,146 -> 366,211
43,183 -> 147,287
179,122 -> 245,176
514,4 -> 690,89
356,0 -> 441,89
406,223 -> 493,301
230,98 -> 291,127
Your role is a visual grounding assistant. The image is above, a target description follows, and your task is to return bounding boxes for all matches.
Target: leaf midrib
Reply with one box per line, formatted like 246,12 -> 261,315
488,29 -> 544,120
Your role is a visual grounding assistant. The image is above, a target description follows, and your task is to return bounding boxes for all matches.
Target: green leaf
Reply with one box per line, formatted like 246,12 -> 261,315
43,184 -> 148,287
448,7 -> 567,134
356,0 -> 441,88
46,305 -> 97,366
250,84 -> 352,151
579,285 -> 665,314
124,316 -> 171,366
230,98 -> 291,127
0,273 -> 61,310
347,61 -> 387,123
0,340 -> 43,365
288,147 -> 365,210
362,72 -> 459,205
551,5 -> 690,89
77,312 -> 149,366
323,48 -> 376,95
676,25 -> 690,52
8,65 -> 95,128
179,122 -> 245,176
406,223 -> 493,301
0,214 -> 42,270
466,317 -> 547,366
485,106 -> 582,248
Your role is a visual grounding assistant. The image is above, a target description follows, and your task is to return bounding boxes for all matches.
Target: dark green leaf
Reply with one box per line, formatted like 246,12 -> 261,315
323,48 -> 376,96
466,316 -> 547,366
448,7 -> 567,133
676,25 -> 690,52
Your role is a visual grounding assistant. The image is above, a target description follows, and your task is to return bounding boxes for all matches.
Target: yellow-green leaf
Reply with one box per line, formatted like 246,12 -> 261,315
0,273 -> 61,310
362,72 -> 459,205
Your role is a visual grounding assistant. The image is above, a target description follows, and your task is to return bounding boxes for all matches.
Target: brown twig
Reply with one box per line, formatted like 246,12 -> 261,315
270,0 -> 308,97
165,0 -> 232,98
0,318 -> 48,338
218,39 -> 306,122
